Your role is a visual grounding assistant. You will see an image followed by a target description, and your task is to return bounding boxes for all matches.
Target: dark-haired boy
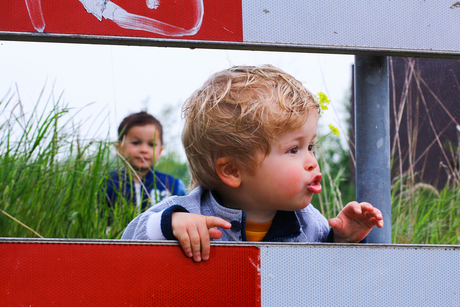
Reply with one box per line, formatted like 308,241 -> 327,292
106,112 -> 187,212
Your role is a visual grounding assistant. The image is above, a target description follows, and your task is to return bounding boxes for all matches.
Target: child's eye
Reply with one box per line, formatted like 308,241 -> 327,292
131,141 -> 140,145
308,144 -> 316,152
149,143 -> 154,147
287,146 -> 299,154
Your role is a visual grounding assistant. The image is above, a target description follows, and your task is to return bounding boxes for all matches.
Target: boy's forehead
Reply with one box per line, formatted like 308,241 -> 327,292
126,124 -> 160,136
277,108 -> 318,131
276,112 -> 318,138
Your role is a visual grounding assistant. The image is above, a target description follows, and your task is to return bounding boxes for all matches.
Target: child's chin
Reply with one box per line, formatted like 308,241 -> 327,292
133,165 -> 152,171
288,202 -> 310,212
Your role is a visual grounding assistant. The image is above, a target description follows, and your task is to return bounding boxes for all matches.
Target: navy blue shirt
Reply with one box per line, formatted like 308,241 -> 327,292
105,169 -> 187,211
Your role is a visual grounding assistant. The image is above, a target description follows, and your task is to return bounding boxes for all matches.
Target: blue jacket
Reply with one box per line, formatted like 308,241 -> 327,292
105,169 -> 187,211
121,186 -> 335,242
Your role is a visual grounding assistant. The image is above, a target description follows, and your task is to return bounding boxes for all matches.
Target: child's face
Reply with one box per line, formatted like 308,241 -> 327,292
117,124 -> 163,171
239,110 -> 321,217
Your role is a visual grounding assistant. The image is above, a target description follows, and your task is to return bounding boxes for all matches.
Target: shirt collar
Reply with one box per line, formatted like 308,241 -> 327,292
210,190 -> 301,242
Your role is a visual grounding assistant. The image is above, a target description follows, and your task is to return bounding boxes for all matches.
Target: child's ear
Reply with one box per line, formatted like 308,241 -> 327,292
154,146 -> 164,163
215,157 -> 241,188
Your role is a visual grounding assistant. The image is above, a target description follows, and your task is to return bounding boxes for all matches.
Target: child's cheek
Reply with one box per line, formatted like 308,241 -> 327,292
274,166 -> 303,195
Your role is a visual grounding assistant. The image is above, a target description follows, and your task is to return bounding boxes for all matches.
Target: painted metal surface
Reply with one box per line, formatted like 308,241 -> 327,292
242,0 -> 460,56
0,0 -> 243,43
354,55 -> 392,243
260,243 -> 460,306
1,239 -> 459,306
1,239 -> 261,306
1,1 -> 460,56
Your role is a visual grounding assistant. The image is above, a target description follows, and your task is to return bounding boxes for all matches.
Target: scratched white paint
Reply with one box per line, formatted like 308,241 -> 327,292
24,0 -> 45,32
100,0 -> 203,36
146,0 -> 160,10
79,0 -> 106,21
25,0 -> 203,36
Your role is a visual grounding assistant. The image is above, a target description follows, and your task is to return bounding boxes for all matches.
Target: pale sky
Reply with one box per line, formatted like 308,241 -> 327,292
0,40 -> 354,158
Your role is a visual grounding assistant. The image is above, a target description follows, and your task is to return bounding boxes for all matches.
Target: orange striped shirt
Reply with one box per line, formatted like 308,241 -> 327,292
245,221 -> 273,242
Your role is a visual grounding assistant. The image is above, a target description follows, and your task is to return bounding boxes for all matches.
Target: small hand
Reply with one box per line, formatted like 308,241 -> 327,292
172,212 -> 231,262
329,201 -> 384,243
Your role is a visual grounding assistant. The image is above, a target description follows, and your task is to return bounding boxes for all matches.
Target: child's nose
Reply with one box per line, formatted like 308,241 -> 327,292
140,143 -> 150,152
304,155 -> 318,172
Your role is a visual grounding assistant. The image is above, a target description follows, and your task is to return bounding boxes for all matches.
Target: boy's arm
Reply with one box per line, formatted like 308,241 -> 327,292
123,205 -> 231,262
174,178 -> 187,196
328,201 -> 384,243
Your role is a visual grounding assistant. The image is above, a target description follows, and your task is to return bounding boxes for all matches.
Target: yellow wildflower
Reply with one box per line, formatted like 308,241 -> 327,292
315,92 -> 330,111
328,124 -> 340,135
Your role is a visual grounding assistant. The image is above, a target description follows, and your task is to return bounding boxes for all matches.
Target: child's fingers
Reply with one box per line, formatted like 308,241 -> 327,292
342,201 -> 361,215
187,227 -> 204,262
328,217 -> 343,230
172,214 -> 232,262
205,216 -> 232,230
200,217 -> 231,261
375,218 -> 384,228
197,222 -> 212,261
175,229 -> 193,259
209,228 -> 224,239
359,202 -> 373,210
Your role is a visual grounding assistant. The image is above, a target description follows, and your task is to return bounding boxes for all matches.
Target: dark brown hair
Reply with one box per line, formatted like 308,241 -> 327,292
118,111 -> 163,144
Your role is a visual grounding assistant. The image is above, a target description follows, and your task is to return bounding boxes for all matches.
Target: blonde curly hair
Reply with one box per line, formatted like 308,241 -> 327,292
182,64 -> 319,190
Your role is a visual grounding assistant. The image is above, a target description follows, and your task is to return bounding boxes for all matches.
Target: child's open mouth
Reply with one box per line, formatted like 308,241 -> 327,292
307,174 -> 322,194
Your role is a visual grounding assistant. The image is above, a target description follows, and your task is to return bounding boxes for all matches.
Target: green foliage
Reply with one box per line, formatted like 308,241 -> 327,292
156,151 -> 190,188
0,89 -> 189,239
312,133 -> 355,220
315,132 -> 460,245
1,86 -> 459,244
391,179 -> 460,244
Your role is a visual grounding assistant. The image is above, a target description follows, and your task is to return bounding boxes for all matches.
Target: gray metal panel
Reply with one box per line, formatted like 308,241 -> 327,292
242,0 -> 460,54
260,244 -> 460,306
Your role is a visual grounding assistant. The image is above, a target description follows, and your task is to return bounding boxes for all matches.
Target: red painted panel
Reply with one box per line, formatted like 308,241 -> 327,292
0,242 -> 260,306
0,0 -> 242,42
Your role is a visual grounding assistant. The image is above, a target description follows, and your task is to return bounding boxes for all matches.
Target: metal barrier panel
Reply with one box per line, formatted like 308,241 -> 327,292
1,239 -> 459,306
0,239 -> 261,306
0,0 -> 243,43
260,244 -> 460,306
2,1 -> 460,56
242,0 -> 460,55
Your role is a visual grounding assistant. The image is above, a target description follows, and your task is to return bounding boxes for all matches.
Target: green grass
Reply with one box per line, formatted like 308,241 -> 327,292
0,90 -> 188,239
1,85 -> 459,244
312,134 -> 460,245
391,179 -> 460,244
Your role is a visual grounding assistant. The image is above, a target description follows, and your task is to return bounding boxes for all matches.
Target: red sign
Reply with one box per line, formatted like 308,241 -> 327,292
0,0 -> 242,42
1,241 -> 260,306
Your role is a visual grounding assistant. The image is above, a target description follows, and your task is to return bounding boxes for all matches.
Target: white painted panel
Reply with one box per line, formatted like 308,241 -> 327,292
260,244 -> 460,306
242,0 -> 460,54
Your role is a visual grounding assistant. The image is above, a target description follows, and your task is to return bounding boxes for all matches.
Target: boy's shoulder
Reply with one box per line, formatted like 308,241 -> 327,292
293,204 -> 329,241
145,186 -> 203,213
152,170 -> 187,196
295,203 -> 328,223
153,169 -> 178,182
148,187 -> 235,215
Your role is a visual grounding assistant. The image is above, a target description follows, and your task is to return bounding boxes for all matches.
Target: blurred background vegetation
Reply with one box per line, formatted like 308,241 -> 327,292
1,68 -> 459,244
